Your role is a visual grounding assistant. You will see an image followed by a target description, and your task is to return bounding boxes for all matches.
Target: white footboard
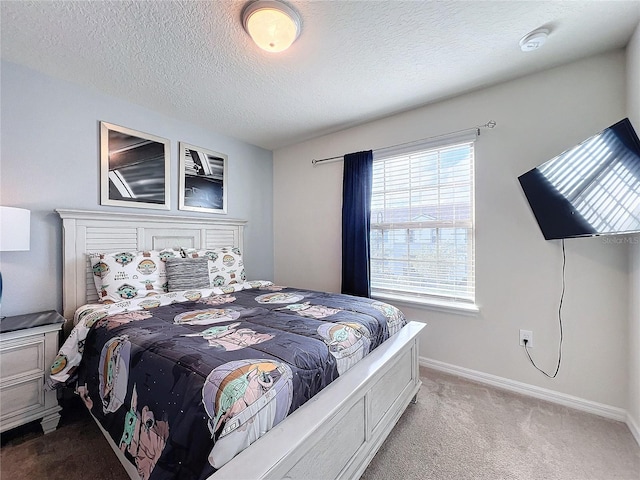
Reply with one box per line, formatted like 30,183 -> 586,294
213,321 -> 425,480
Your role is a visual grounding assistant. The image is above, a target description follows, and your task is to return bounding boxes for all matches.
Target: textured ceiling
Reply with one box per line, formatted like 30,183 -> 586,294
2,1 -> 640,150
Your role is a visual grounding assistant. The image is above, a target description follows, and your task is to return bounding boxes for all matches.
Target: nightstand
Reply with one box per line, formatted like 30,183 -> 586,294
0,310 -> 65,434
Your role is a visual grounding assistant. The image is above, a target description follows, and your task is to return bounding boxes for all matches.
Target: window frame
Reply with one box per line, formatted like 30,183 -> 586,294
369,131 -> 478,312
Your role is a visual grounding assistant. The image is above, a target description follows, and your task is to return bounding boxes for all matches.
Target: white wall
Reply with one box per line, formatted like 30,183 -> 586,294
0,61 -> 274,317
274,51 -> 630,408
626,22 -> 640,439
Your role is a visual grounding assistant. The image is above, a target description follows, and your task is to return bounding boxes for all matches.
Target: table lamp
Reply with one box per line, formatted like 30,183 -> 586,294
0,206 -> 31,308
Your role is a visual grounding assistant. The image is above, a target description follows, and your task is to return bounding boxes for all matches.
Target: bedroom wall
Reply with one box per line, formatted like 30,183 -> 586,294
626,22 -> 640,440
273,50 -> 631,409
0,61 -> 274,318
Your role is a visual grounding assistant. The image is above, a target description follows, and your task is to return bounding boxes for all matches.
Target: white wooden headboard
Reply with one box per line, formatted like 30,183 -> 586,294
56,209 -> 246,323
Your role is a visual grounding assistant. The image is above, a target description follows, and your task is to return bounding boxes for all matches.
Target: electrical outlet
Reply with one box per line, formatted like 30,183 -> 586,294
519,329 -> 533,347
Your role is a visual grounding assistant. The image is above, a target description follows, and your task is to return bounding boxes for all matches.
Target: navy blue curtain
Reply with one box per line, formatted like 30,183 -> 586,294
341,150 -> 373,297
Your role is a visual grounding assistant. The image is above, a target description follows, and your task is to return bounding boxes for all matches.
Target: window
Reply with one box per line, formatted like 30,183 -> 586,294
370,132 -> 476,309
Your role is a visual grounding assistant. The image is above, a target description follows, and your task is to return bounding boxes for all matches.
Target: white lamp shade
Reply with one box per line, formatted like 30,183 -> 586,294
243,1 -> 301,53
0,206 -> 31,251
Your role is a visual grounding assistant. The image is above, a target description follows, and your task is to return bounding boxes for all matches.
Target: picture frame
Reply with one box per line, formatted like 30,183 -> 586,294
178,142 -> 227,214
100,122 -> 170,210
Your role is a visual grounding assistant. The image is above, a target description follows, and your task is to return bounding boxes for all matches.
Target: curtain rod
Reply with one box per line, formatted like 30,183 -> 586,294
311,120 -> 497,166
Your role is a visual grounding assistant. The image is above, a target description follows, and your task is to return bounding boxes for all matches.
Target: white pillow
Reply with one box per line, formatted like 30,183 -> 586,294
89,249 -> 181,303
181,246 -> 246,286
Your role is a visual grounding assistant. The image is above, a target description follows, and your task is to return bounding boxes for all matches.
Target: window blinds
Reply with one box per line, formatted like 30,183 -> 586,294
370,131 -> 476,305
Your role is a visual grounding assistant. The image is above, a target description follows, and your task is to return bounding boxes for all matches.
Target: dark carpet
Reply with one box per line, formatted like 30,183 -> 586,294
0,394 -> 128,480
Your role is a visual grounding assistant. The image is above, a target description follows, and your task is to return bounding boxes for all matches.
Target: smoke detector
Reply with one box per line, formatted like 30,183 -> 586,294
519,29 -> 549,52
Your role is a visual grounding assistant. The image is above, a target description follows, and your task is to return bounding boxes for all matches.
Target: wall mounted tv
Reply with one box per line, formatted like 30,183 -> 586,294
518,118 -> 640,240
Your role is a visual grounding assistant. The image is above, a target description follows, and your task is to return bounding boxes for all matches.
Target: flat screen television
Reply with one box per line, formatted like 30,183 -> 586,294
518,118 -> 640,240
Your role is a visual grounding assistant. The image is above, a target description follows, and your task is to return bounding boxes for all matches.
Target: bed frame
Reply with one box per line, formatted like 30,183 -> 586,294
57,208 -> 425,480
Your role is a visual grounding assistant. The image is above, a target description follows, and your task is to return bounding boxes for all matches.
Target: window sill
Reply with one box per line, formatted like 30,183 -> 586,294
371,292 -> 480,316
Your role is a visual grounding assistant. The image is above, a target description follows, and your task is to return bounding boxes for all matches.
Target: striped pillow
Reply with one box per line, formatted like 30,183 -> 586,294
165,257 -> 211,292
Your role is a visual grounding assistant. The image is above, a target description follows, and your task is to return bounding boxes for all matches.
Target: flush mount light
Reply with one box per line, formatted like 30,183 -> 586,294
242,0 -> 301,53
519,28 -> 549,52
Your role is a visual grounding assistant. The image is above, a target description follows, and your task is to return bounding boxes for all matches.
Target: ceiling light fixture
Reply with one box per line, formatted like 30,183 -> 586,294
519,28 -> 549,52
242,0 -> 301,53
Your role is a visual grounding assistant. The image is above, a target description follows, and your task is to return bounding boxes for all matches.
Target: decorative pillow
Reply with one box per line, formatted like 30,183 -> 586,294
165,257 -> 212,292
181,246 -> 246,286
89,249 -> 181,303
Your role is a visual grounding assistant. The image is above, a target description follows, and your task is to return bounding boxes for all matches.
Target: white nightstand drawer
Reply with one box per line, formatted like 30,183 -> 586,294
0,377 -> 44,418
0,312 -> 64,434
0,338 -> 44,381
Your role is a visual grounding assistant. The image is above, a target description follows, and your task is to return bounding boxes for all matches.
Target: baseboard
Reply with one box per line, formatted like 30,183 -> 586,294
627,412 -> 640,447
419,357 -> 629,425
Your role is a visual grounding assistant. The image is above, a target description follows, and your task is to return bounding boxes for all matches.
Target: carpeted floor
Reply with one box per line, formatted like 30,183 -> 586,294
0,393 -> 129,480
362,368 -> 639,480
1,367 -> 638,480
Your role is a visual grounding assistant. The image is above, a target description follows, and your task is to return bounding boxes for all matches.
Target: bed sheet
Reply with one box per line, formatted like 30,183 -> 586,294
49,282 -> 406,480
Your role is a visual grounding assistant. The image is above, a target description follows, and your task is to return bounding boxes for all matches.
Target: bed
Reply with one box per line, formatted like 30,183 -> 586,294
53,208 -> 425,480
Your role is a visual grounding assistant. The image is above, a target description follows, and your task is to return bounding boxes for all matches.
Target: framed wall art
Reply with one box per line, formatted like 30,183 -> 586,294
178,142 -> 227,214
100,122 -> 170,210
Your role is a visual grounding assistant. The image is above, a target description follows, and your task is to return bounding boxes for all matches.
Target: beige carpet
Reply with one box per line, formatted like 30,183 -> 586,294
362,367 -> 639,480
1,367 -> 638,480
